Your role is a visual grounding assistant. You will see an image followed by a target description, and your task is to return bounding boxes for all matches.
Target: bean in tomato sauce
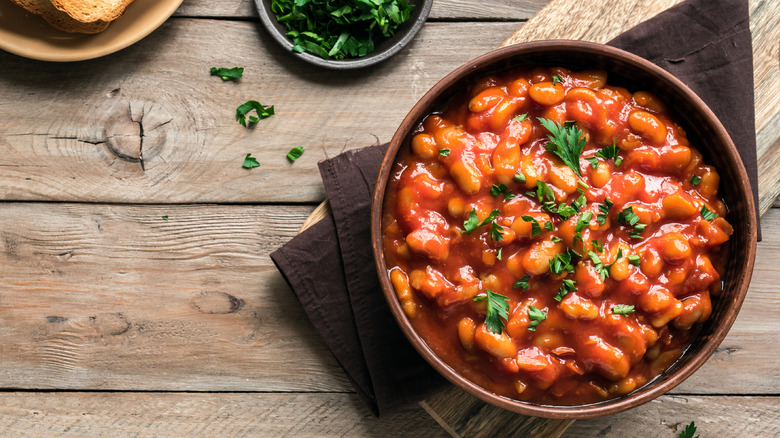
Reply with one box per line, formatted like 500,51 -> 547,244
381,67 -> 733,405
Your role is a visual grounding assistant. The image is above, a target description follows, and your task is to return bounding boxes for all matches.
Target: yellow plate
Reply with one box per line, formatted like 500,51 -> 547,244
0,0 -> 182,62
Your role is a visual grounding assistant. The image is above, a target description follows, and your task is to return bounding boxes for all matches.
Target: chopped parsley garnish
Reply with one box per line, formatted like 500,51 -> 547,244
588,251 -> 610,281
592,239 -> 604,252
473,289 -> 510,334
577,180 -> 590,190
587,156 -> 600,169
544,221 -> 554,232
611,304 -> 635,315
496,247 -> 503,261
210,67 -> 244,81
161,215 -> 168,220
678,421 -> 700,438
628,254 -> 641,266
616,206 -> 646,238
242,153 -> 260,168
461,208 -> 500,234
597,198 -> 613,225
490,184 -> 514,200
549,248 -> 581,275
236,100 -> 274,127
513,113 -> 528,122
551,75 -> 563,86
513,275 -> 531,290
554,278 -> 577,301
490,221 -> 505,241
538,117 -> 587,176
521,215 -> 543,237
701,205 -> 718,220
574,212 -> 593,245
286,146 -> 305,162
552,236 -> 562,243
527,305 -> 547,331
533,181 -> 556,204
594,139 -> 622,166
271,0 -> 414,60
439,148 -> 451,156
690,175 -> 701,186
513,170 -> 527,184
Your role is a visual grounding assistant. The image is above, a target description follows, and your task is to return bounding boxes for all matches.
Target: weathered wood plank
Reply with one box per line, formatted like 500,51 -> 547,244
0,21 -> 518,204
0,202 -> 777,394
174,0 -> 548,20
0,392 -> 448,437
501,0 -> 780,216
563,395 -> 780,437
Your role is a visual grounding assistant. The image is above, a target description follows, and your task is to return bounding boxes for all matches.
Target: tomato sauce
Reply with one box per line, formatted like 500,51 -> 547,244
381,67 -> 733,405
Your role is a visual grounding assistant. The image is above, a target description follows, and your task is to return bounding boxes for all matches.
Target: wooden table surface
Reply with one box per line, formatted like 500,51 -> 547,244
0,0 -> 778,436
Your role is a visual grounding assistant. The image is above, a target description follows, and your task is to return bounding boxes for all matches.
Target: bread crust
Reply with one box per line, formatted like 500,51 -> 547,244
48,0 -> 136,23
8,0 -> 109,33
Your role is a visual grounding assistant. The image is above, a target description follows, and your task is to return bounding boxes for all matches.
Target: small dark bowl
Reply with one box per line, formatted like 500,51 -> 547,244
254,0 -> 432,70
371,41 -> 757,419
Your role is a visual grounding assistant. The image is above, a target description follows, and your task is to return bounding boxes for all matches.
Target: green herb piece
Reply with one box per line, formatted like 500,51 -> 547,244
513,113 -> 528,122
490,222 -> 505,241
490,184 -> 514,200
534,181 -> 556,204
242,153 -> 260,169
611,304 -> 635,315
549,248 -> 581,275
552,236 -> 562,243
551,75 -> 563,86
461,208 -> 500,234
597,198 -> 613,225
236,100 -> 274,127
572,189 -> 587,212
473,289 -> 510,334
210,67 -> 244,81
527,305 -> 547,331
588,251 -> 610,281
521,215 -> 543,237
271,0 -> 414,60
577,180 -> 590,190
592,239 -> 604,252
439,148 -> 451,157
574,212 -> 593,245
161,215 -> 168,220
701,205 -> 718,221
496,247 -> 503,261
617,206 -> 646,238
595,139 -> 622,166
628,254 -> 641,266
513,275 -> 531,290
690,175 -> 701,186
538,117 -> 587,176
286,146 -> 305,162
544,221 -> 554,232
677,421 -> 700,438
587,156 -> 599,169
554,278 -> 577,302
513,170 -> 527,184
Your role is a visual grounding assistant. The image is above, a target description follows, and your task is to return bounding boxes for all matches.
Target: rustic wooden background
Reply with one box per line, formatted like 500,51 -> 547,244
0,0 -> 777,436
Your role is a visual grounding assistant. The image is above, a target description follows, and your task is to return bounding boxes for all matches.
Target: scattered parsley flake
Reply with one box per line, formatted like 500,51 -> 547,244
628,254 -> 641,266
690,175 -> 701,186
549,248 -> 581,275
439,148 -> 451,156
236,100 -> 274,127
242,153 -> 260,169
286,146 -> 305,162
611,304 -> 635,315
587,156 -> 599,169
597,198 -> 613,225
595,139 -> 621,165
521,215 -> 543,237
496,247 -> 503,261
678,421 -> 700,438
161,215 -> 168,220
544,221 -> 554,232
552,236 -> 562,243
592,239 -> 604,252
513,113 -> 528,122
513,275 -> 531,290
527,305 -> 547,331
574,212 -> 593,245
554,278 -> 577,302
490,222 -> 505,241
701,205 -> 718,220
551,75 -> 563,86
513,170 -> 527,184
588,251 -> 610,281
210,67 -> 244,81
617,206 -> 646,238
474,289 -> 510,334
538,117 -> 587,176
461,208 -> 499,234
490,184 -> 514,200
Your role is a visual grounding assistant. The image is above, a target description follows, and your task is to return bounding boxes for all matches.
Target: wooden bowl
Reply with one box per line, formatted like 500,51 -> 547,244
254,0 -> 432,70
370,40 -> 757,419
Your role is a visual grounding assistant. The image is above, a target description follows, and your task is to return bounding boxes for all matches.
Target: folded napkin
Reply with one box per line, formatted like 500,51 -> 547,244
271,0 -> 758,417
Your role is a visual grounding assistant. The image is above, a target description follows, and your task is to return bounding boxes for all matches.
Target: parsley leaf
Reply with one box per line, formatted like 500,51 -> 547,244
592,239 -> 604,252
574,212 -> 593,245
551,75 -> 562,86
242,153 -> 260,169
552,236 -> 562,243
587,156 -> 599,169
611,304 -> 635,315
701,205 -> 718,220
161,215 -> 168,220
439,148 -> 451,156
210,67 -> 244,81
538,117 -> 587,176
513,113 -> 528,122
554,278 -> 577,302
513,275 -> 530,290
513,170 -> 527,184
496,247 -> 503,261
490,184 -> 514,200
690,175 -> 701,186
521,215 -> 543,237
617,206 -> 646,238
588,251 -> 610,281
678,421 -> 700,438
594,139 -> 622,166
490,221 -> 505,241
527,305 -> 547,331
461,209 -> 500,234
597,198 -> 613,225
286,146 -> 305,163
628,254 -> 641,266
236,100 -> 274,127
549,248 -> 581,275
474,289 -> 510,334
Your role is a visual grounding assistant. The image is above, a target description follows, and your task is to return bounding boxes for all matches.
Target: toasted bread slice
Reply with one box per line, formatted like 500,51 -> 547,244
9,0 -> 109,33
48,0 -> 135,24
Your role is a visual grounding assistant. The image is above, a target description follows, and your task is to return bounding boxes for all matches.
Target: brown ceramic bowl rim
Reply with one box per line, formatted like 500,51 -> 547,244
371,40 -> 757,419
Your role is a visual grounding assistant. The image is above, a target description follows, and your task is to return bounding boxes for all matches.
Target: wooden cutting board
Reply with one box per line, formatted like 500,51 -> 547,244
299,0 -> 779,436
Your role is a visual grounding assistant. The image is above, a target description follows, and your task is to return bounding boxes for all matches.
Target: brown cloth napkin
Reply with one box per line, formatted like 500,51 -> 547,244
271,0 -> 759,417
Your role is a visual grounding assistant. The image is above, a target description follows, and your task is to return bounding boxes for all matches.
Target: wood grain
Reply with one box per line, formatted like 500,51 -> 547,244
174,0 -> 549,20
501,0 -> 780,216
0,202 -> 777,394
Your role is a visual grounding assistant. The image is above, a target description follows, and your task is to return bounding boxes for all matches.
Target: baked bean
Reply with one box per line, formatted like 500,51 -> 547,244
391,268 -> 416,318
650,300 -> 683,328
619,133 -> 643,151
458,317 -> 478,352
411,133 -> 438,159
579,336 -> 630,381
638,286 -> 674,314
662,192 -> 698,219
406,228 -> 449,261
660,145 -> 692,172
673,292 -> 712,330
609,376 -> 638,396
548,163 -> 578,195
560,293 -> 599,320
516,347 -> 551,372
509,78 -> 530,97
576,69 -> 607,88
529,81 -> 565,106
449,160 -> 482,194
698,166 -> 720,198
575,263 -> 606,298
522,240 -> 562,275
475,324 -> 517,358
469,87 -> 506,113
632,91 -> 666,113
534,332 -> 565,350
493,120 -> 531,184
447,197 -> 466,218
640,247 -> 664,278
659,233 -> 691,264
541,103 -> 567,125
590,162 -> 611,188
628,110 -> 667,144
